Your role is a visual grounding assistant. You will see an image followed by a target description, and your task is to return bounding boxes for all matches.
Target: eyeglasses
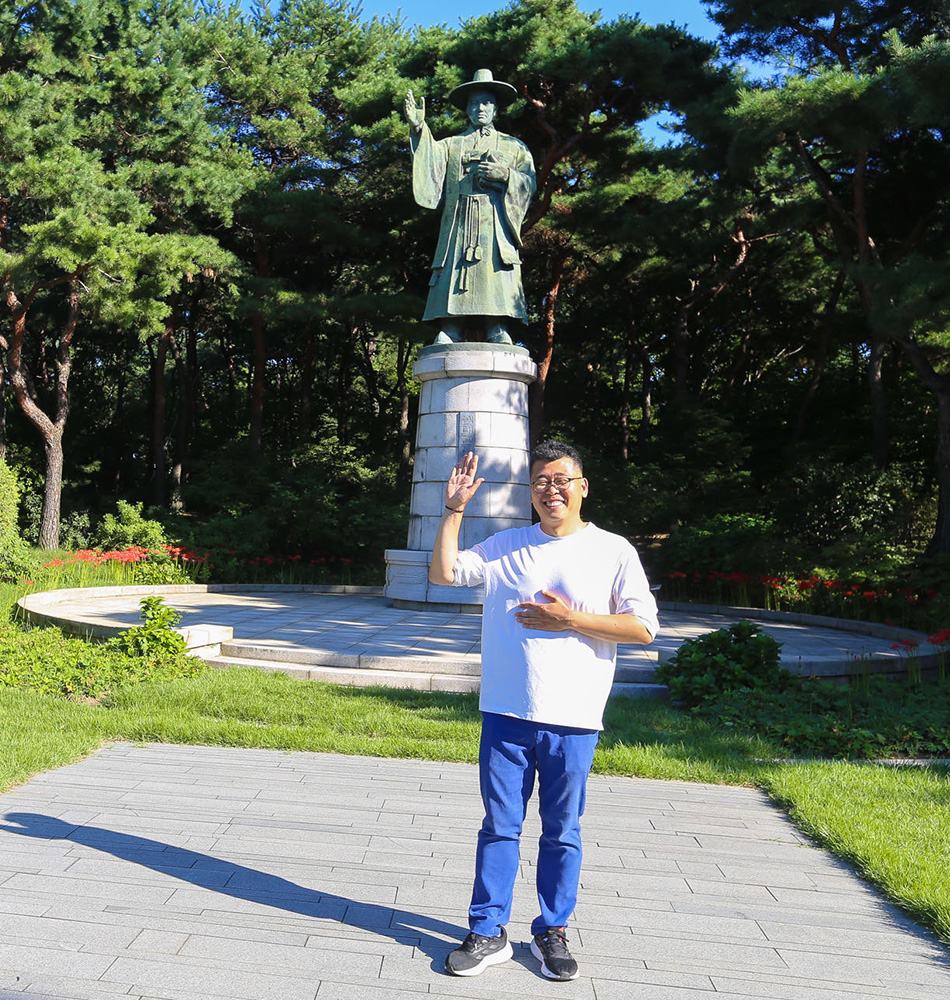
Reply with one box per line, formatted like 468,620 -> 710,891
531,476 -> 583,493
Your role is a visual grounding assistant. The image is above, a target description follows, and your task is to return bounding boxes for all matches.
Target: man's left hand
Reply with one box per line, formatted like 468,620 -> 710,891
515,591 -> 574,632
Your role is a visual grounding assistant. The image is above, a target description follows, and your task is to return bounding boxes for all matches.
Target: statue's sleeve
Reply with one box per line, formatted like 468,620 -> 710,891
410,123 -> 448,211
501,141 -> 536,251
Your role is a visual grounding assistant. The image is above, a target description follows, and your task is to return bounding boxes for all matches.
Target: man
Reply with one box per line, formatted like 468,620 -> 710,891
429,441 -> 658,980
405,69 -> 536,345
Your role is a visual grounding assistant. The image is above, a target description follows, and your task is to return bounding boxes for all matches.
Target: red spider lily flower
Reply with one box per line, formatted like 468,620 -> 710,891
927,628 -> 950,646
796,580 -> 816,591
668,571 -> 687,579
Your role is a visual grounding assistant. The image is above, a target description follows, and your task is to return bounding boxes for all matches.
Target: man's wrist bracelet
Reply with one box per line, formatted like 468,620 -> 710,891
445,505 -> 464,514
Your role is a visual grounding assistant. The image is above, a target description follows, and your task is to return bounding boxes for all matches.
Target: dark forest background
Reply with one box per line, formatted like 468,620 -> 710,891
2,0 -> 949,594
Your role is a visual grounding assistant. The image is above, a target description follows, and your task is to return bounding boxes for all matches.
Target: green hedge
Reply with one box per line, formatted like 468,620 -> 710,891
0,460 -> 19,550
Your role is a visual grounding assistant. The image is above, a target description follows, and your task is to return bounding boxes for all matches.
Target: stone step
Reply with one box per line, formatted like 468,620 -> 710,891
219,641 -> 481,676
219,640 -> 661,685
204,652 -> 668,698
205,655 -> 479,693
611,682 -> 669,700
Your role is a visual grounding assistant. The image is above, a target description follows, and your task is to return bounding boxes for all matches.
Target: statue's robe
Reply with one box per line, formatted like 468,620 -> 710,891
410,122 -> 536,323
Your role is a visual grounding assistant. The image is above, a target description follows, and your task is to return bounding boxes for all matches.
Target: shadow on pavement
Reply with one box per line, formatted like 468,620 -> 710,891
0,811 -> 466,966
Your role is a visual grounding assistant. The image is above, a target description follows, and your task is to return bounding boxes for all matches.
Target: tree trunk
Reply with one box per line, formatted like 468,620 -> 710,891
4,278 -> 82,549
529,255 -> 564,444
111,360 -> 127,494
893,334 -> 950,556
0,363 -> 6,461
357,324 -> 384,452
671,299 -> 692,401
151,319 -> 172,507
336,328 -> 356,446
169,330 -> 191,495
250,313 -> 266,457
619,330 -> 634,462
249,237 -> 269,458
927,388 -> 950,557
636,343 -> 654,454
297,325 -> 316,442
396,334 -> 413,485
39,430 -> 64,550
867,330 -> 889,467
792,271 -> 844,445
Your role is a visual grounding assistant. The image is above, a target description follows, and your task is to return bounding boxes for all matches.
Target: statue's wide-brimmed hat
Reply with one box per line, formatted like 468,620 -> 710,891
449,68 -> 518,110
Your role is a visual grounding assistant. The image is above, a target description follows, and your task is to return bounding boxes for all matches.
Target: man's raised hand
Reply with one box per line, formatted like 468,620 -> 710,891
445,452 -> 484,512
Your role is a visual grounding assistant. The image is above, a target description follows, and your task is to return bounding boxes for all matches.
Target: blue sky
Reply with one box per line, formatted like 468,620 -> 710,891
355,0 -> 720,38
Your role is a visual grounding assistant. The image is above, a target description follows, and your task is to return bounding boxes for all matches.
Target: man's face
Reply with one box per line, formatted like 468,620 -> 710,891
530,457 -> 588,536
467,91 -> 497,128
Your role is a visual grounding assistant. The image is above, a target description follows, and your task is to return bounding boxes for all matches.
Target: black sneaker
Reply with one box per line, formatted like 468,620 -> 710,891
445,926 -> 513,976
531,926 -> 579,981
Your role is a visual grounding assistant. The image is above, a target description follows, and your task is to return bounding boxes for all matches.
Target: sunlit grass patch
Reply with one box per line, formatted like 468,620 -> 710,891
763,761 -> 950,942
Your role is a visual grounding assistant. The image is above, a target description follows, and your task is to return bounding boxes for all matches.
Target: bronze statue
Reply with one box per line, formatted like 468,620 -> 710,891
405,69 -> 536,345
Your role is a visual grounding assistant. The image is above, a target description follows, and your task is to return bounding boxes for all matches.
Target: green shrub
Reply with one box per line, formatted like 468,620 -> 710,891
776,458 -> 928,550
113,596 -> 188,658
713,675 -> 950,759
178,437 -> 409,563
655,513 -> 789,576
0,620 -> 201,700
0,536 -> 42,585
0,459 -> 19,550
59,510 -> 94,550
96,501 -> 169,551
655,621 -> 786,708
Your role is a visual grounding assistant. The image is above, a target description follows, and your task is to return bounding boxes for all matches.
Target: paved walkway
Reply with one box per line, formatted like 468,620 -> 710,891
1,744 -> 948,1000
17,587 -> 916,683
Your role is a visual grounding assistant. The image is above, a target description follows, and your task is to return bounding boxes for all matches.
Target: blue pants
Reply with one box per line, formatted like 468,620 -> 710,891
468,712 -> 600,937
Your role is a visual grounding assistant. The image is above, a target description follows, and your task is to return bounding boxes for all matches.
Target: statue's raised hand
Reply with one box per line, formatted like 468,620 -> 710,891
404,90 -> 426,132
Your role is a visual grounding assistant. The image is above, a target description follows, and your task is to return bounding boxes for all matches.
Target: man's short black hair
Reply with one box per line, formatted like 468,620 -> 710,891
530,440 -> 583,475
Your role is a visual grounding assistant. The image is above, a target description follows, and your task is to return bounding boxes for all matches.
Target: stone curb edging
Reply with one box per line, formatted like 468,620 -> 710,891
16,586 -> 941,680
15,583 -> 383,657
657,599 -> 927,643
656,600 -> 941,676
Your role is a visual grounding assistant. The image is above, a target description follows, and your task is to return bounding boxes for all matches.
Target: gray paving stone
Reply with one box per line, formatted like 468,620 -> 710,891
0,913 -> 141,954
0,943 -> 114,980
577,927 -> 787,971
3,977 -> 141,1000
99,955 -> 320,1000
2,744 -> 949,1000
707,974 -> 920,1000
778,949 -> 950,987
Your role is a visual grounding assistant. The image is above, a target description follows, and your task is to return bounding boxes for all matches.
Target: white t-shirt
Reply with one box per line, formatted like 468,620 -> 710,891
454,522 -> 659,730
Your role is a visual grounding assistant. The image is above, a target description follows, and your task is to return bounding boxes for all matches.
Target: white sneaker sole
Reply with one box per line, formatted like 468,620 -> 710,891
530,938 -> 579,980
446,940 -> 513,976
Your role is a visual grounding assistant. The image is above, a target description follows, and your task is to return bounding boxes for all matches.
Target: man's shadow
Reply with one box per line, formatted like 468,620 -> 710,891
0,811 -> 468,971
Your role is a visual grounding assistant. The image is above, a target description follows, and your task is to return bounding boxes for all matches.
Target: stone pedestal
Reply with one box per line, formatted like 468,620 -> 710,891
385,343 -> 538,609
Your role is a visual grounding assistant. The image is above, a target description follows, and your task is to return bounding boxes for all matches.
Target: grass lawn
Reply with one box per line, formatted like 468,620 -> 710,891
2,667 -> 949,943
